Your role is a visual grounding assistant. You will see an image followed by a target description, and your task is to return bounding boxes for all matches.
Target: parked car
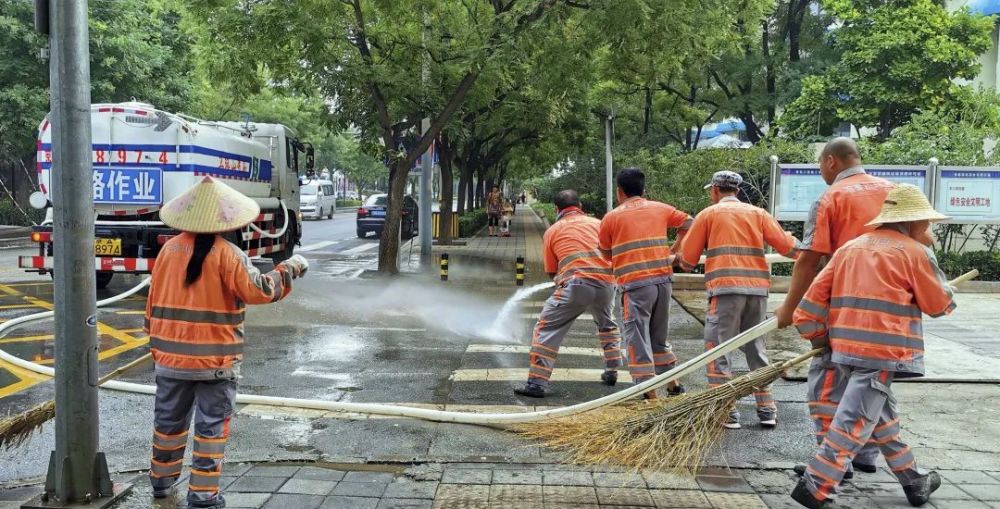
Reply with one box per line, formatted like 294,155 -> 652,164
300,179 -> 336,220
357,194 -> 418,239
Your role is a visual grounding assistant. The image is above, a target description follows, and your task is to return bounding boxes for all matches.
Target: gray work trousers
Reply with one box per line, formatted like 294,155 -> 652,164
150,376 -> 237,505
704,294 -> 775,421
807,352 -> 880,470
529,280 -> 623,387
803,366 -> 925,501
621,282 -> 677,384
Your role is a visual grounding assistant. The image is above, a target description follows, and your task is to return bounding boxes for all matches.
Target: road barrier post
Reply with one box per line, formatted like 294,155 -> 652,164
440,253 -> 448,281
515,256 -> 525,286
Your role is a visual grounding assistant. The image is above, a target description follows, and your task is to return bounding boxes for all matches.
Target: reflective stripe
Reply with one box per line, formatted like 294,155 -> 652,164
704,246 -> 766,258
611,238 -> 669,257
615,258 -> 672,277
704,268 -> 770,282
798,299 -> 828,319
557,250 -> 605,270
150,337 -> 244,357
150,458 -> 183,478
830,297 -> 920,318
151,306 -> 245,325
190,469 -> 221,489
153,433 -> 188,451
193,437 -> 227,455
829,327 -> 922,349
680,218 -> 693,230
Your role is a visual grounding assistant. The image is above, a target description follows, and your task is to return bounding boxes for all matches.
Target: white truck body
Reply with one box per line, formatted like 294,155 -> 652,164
21,102 -> 307,284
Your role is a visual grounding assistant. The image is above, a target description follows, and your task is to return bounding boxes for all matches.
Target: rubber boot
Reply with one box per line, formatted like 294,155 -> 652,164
903,471 -> 941,507
790,479 -> 850,509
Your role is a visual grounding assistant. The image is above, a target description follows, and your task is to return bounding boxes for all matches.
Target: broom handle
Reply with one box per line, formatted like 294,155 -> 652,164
97,352 -> 152,385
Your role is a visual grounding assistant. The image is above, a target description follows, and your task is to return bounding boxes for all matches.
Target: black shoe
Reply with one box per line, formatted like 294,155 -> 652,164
794,464 -> 852,482
514,382 -> 546,398
903,471 -> 941,507
666,384 -> 686,396
790,479 -> 850,509
851,459 -> 877,473
152,481 -> 177,499
601,370 -> 618,386
188,495 -> 226,509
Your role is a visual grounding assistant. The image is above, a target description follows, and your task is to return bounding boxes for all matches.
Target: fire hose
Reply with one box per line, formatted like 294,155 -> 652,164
0,270 -> 979,426
247,200 -> 289,240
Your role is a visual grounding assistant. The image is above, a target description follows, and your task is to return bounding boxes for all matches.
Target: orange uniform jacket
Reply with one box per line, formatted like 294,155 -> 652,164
543,207 -> 614,286
145,233 -> 293,380
598,196 -> 692,291
802,167 -> 895,255
678,196 -> 799,297
793,227 -> 956,376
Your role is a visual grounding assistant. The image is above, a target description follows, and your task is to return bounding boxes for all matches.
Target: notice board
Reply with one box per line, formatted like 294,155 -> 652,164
935,167 -> 1000,224
771,164 -> 931,221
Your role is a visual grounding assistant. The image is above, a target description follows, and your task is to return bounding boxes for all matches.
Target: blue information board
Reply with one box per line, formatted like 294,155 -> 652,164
93,167 -> 162,205
935,167 -> 1000,224
772,164 -> 931,221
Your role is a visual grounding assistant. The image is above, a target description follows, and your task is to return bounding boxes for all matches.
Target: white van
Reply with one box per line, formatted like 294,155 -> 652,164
300,179 -> 336,220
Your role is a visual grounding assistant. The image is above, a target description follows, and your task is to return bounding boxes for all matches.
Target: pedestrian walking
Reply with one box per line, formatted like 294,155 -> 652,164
145,177 -> 309,508
677,170 -> 800,429
598,168 -> 692,399
487,185 -> 503,237
520,191 -> 526,204
774,138 -> 894,477
790,184 -> 954,509
514,190 -> 622,398
501,200 -> 514,237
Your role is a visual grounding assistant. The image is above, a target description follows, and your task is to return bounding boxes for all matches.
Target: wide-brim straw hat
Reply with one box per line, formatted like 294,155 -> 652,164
866,183 -> 949,226
160,176 -> 260,233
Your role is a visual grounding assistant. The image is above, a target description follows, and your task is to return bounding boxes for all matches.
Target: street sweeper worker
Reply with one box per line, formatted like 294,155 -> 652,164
677,170 -> 799,429
145,177 -> 308,508
514,189 -> 623,398
774,137 -> 893,477
598,168 -> 692,399
789,183 -> 954,509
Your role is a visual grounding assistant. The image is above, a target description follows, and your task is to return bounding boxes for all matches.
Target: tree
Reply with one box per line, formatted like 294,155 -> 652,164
782,0 -> 993,139
188,0 -> 583,274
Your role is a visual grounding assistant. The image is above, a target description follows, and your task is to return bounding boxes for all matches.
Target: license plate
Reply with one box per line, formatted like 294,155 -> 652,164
95,238 -> 122,256
372,210 -> 386,217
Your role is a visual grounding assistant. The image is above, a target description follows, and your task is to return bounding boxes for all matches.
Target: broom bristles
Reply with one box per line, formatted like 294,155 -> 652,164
0,400 -> 55,450
515,354 -> 814,476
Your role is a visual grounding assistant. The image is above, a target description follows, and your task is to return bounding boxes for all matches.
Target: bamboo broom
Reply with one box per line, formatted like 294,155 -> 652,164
518,269 -> 980,475
0,352 -> 152,450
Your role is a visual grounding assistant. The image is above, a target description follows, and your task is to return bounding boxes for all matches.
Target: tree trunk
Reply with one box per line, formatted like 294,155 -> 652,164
763,20 -> 776,134
377,160 -> 410,274
456,162 -> 468,214
438,135 -> 455,245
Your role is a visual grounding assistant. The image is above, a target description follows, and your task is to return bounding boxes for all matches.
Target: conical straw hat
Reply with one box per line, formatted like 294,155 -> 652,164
160,176 -> 260,233
866,183 -> 949,227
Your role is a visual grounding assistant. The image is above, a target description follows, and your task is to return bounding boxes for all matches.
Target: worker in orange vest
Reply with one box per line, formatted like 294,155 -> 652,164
145,177 -> 308,508
774,138 -> 894,479
790,184 -> 954,509
514,190 -> 622,398
598,168 -> 692,399
678,170 -> 800,429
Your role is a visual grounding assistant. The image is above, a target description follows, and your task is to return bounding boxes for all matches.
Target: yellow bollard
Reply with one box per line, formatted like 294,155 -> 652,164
515,256 -> 525,286
440,253 -> 449,281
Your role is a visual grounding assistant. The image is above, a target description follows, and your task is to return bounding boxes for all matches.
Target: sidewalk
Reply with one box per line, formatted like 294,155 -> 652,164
3,460 -> 998,508
431,206 -> 546,267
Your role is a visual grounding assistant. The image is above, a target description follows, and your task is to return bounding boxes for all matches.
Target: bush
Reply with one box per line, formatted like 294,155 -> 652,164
0,199 -> 42,226
531,202 -> 556,224
458,208 -> 488,237
337,199 -> 362,208
936,250 -> 1000,281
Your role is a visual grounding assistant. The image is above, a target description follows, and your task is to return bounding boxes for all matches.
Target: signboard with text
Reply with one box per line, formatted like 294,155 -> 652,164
935,167 -> 1000,224
772,164 -> 931,221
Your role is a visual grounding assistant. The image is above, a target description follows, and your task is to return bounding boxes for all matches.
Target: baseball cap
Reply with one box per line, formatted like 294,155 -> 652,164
703,170 -> 743,190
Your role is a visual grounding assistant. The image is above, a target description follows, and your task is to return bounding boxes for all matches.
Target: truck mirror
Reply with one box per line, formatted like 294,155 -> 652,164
29,191 -> 48,210
305,143 -> 316,174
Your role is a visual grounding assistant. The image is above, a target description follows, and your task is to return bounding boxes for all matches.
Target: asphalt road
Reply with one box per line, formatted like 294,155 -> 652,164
0,216 -> 821,485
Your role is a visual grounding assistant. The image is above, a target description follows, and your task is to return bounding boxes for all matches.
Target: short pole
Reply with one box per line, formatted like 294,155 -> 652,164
440,253 -> 448,281
515,256 -> 525,286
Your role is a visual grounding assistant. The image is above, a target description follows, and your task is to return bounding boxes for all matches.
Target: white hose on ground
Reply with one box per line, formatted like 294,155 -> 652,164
0,275 -> 778,425
248,200 -> 289,240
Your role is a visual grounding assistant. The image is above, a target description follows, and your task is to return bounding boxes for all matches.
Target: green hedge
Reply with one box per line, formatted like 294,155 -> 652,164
459,209 -> 488,237
337,199 -> 362,208
531,202 -> 557,225
936,250 -> 1000,282
0,199 -> 42,226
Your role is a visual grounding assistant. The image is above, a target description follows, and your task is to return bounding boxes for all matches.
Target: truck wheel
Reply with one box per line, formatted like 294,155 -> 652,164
95,272 -> 114,290
328,209 -> 334,219
357,229 -> 366,239
318,207 -> 324,220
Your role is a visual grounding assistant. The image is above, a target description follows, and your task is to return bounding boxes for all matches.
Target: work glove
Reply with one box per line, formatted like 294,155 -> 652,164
282,254 -> 309,279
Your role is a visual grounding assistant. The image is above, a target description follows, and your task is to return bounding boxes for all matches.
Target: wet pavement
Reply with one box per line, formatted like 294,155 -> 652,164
0,207 -> 998,509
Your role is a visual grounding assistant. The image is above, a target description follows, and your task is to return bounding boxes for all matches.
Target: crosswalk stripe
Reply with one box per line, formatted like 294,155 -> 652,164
342,242 -> 379,255
451,368 -> 631,383
517,313 -> 594,321
466,344 -> 603,357
298,240 -> 339,252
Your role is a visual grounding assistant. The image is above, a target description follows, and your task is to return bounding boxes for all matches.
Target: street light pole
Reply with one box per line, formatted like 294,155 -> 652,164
419,119 -> 433,267
26,1 -> 129,507
605,111 -> 615,213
